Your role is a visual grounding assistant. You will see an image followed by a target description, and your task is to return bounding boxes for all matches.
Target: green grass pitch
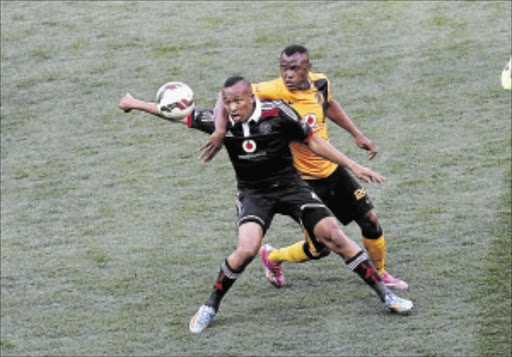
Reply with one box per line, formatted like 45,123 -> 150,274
1,1 -> 511,356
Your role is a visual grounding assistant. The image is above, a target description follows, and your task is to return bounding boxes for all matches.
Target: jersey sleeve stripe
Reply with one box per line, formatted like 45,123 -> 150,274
304,131 -> 314,143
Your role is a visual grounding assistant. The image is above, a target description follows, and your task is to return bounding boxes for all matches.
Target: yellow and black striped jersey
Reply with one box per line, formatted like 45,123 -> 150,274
252,73 -> 337,179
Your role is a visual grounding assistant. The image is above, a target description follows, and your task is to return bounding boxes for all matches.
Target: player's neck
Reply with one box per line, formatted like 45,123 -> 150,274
297,79 -> 311,91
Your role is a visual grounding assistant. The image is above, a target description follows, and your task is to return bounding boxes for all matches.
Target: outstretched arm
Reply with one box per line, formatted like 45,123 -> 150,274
327,99 -> 377,160
306,134 -> 384,184
198,92 -> 228,162
118,93 -> 188,124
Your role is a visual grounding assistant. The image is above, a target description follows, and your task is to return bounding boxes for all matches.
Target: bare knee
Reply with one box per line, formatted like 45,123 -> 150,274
314,217 -> 361,259
356,210 -> 382,238
314,217 -> 349,251
235,245 -> 259,260
229,222 -> 263,270
229,246 -> 257,271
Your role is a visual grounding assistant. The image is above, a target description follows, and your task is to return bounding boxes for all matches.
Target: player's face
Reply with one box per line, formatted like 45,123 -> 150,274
222,82 -> 255,123
279,52 -> 311,91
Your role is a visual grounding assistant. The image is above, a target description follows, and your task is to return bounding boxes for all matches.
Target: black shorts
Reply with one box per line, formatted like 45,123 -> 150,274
306,166 -> 374,225
235,178 -> 333,242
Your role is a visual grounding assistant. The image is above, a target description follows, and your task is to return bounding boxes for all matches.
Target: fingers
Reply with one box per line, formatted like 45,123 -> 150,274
199,149 -> 219,163
198,142 -> 221,163
369,172 -> 385,183
198,133 -> 225,163
359,175 -> 372,184
359,170 -> 385,184
198,140 -> 218,155
198,140 -> 211,152
362,143 -> 378,160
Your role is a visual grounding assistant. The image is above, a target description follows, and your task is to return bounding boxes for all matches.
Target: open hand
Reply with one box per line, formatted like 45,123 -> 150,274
198,130 -> 225,163
352,164 -> 385,184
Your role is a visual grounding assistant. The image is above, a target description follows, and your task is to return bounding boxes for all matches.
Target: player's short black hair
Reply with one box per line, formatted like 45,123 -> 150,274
223,76 -> 250,88
281,44 -> 309,57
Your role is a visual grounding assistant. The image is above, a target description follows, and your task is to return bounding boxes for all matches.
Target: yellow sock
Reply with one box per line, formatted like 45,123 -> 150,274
268,241 -> 309,263
362,235 -> 386,274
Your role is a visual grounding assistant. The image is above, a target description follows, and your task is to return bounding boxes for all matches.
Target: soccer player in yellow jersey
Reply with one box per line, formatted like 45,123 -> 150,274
202,44 -> 407,290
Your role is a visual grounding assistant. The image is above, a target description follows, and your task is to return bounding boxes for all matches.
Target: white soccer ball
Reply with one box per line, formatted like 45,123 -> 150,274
501,57 -> 511,90
156,81 -> 195,121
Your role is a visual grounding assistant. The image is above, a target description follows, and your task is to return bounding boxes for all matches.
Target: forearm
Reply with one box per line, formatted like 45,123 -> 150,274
213,92 -> 228,133
133,100 -> 160,115
119,92 -> 160,116
306,134 -> 384,183
327,100 -> 362,138
306,134 -> 356,170
119,93 -> 190,124
197,92 -> 227,163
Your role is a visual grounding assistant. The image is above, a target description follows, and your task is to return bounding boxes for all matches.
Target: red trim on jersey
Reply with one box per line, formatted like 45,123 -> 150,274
304,131 -> 314,144
187,112 -> 193,127
262,108 -> 280,117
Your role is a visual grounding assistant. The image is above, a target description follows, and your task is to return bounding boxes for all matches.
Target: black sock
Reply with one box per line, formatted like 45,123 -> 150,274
205,259 -> 243,312
346,250 -> 388,302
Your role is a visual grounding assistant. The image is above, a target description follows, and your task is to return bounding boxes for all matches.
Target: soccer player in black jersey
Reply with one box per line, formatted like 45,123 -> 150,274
118,76 -> 413,334
201,45 -> 407,291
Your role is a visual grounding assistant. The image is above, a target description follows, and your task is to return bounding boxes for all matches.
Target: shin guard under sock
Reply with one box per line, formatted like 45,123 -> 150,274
346,250 -> 388,302
205,259 -> 242,311
268,241 -> 309,263
362,235 -> 386,274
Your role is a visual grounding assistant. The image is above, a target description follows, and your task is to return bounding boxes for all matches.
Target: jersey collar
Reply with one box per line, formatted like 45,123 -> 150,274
247,99 -> 262,123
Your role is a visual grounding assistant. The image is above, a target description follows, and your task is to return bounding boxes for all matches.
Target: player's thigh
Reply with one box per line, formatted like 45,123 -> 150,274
235,190 -> 274,233
277,180 -> 330,225
306,177 -> 332,203
298,203 -> 333,254
277,180 -> 332,253
329,167 -> 374,224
